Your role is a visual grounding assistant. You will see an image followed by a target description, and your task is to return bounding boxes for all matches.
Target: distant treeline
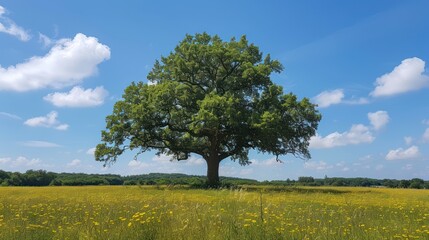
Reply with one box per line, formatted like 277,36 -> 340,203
0,170 -> 428,189
0,170 -> 256,187
272,176 -> 429,189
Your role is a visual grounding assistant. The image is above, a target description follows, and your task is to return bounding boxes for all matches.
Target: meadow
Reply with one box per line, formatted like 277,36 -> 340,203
0,186 -> 428,240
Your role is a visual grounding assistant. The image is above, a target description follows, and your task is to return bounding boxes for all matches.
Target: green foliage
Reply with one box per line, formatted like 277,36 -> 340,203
49,179 -> 62,186
96,33 -> 321,184
23,170 -> 56,186
0,170 -> 9,180
56,173 -> 123,186
0,169 -> 427,189
399,180 -> 411,188
298,176 -> 315,183
0,170 -> 56,186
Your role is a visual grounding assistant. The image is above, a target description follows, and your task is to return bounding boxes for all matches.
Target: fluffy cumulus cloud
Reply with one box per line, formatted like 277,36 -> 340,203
0,156 -> 52,171
0,33 -> 110,92
310,111 -> 390,149
313,89 -> 369,108
86,147 -> 96,155
0,156 -> 41,167
385,146 -> 420,160
185,156 -> 205,166
0,157 -> 11,164
310,124 -> 374,149
0,5 -> 30,41
44,86 -> 108,107
12,156 -> 41,167
24,111 -> 69,130
128,160 -> 151,170
67,159 -> 82,167
370,57 -> 429,97
368,111 -> 389,130
312,89 -> 344,108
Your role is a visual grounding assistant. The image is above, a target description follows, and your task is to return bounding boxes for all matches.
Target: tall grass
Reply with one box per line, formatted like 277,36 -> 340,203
0,186 -> 428,239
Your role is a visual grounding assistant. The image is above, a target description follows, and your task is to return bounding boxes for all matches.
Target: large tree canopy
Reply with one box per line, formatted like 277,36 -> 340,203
95,33 -> 321,186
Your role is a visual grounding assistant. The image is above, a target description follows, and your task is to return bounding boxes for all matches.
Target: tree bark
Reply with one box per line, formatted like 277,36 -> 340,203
206,157 -> 220,187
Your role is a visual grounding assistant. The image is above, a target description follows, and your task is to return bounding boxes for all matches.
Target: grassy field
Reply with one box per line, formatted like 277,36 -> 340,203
0,186 -> 428,240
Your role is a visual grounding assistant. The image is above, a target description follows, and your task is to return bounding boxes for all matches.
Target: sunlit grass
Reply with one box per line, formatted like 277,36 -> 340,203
0,186 -> 428,239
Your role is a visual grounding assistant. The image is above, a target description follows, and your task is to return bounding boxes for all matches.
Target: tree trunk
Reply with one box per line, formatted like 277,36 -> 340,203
206,157 -> 220,187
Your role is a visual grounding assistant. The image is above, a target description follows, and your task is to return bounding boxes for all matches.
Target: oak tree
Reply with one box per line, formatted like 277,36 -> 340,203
95,33 -> 321,186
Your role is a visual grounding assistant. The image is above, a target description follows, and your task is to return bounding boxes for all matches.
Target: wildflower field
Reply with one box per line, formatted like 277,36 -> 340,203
0,186 -> 428,240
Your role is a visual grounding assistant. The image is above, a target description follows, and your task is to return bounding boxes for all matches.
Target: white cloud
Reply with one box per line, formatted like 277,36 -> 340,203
128,160 -> 151,170
251,157 -> 282,166
86,147 -> 96,155
370,57 -> 429,97
152,154 -> 172,163
22,140 -> 61,148
55,124 -> 69,130
368,111 -> 389,130
39,33 -> 54,47
44,86 -> 108,107
0,157 -> 11,164
385,145 -> 420,160
310,111 -> 389,149
128,160 -> 141,168
0,5 -> 30,41
128,159 -> 181,173
423,128 -> 429,142
67,159 -> 81,167
404,137 -> 413,145
24,111 -> 69,130
185,156 -> 205,166
304,161 -> 333,170
0,111 -> 21,120
310,124 -> 374,149
219,165 -> 242,177
312,89 -> 344,108
0,156 -> 51,171
313,89 -> 369,108
239,168 -> 253,176
11,156 -> 41,167
0,33 -> 110,92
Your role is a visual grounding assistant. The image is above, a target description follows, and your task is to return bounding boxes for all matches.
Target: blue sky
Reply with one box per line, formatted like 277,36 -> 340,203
0,0 -> 428,180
